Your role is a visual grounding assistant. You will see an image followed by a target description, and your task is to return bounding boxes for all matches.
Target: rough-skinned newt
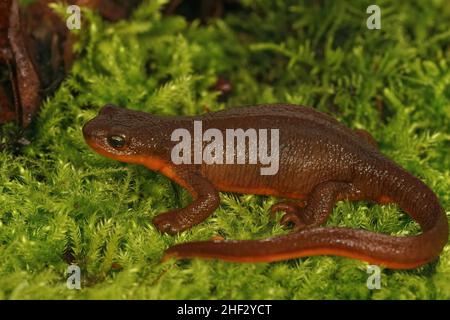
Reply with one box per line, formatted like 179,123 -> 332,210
82,104 -> 448,269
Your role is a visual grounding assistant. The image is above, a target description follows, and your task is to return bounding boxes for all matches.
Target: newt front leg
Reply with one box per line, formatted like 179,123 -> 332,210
152,168 -> 219,235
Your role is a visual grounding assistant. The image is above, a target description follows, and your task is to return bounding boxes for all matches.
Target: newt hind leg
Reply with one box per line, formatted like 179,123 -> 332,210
270,181 -> 364,231
270,201 -> 307,230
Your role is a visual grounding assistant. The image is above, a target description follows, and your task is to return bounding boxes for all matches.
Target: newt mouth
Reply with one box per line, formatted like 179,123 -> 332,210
82,133 -> 106,158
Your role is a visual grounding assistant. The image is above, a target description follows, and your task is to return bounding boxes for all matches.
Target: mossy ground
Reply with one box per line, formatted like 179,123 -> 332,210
1,0 -> 450,299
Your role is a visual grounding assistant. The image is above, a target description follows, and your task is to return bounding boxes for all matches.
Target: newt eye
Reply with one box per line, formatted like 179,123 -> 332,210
107,135 -> 126,149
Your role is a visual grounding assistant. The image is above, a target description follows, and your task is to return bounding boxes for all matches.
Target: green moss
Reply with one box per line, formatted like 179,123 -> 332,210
0,0 -> 449,299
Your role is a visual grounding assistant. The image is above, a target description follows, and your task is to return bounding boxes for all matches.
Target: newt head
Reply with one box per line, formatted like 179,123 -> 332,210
82,105 -> 169,170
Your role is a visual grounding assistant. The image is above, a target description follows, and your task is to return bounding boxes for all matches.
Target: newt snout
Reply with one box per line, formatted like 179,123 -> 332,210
82,105 -> 120,141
